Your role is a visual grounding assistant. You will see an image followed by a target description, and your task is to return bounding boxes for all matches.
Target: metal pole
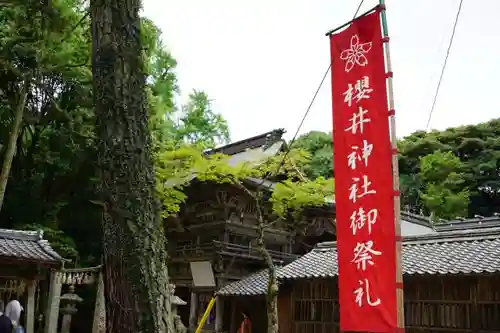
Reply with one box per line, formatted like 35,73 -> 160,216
378,1 -> 406,331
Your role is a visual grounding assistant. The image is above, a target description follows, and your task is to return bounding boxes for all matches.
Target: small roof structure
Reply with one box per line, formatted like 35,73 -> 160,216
0,228 -> 65,266
217,221 -> 500,296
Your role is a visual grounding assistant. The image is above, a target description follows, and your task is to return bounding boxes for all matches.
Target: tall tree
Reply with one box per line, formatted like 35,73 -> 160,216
399,119 -> 500,218
0,1 -> 63,211
295,119 -> 500,219
0,80 -> 28,212
294,131 -> 333,179
175,90 -> 230,149
418,151 -> 470,220
91,1 -> 172,332
0,0 -> 95,261
0,0 -> 231,267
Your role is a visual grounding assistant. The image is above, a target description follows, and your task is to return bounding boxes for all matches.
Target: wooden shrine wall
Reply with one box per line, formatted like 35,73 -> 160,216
283,275 -> 500,333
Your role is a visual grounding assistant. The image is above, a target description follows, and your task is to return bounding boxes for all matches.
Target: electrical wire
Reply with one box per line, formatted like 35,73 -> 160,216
267,0 -> 367,179
412,0 -> 465,213
424,0 -> 465,132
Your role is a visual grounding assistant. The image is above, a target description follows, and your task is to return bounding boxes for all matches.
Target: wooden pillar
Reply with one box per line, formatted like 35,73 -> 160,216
188,291 -> 198,332
44,271 -> 62,333
26,280 -> 36,333
215,296 -> 223,333
92,272 -> 106,333
470,276 -> 480,332
229,300 -> 236,333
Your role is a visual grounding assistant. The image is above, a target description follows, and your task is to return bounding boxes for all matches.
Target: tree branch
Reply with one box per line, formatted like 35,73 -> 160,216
0,76 -> 30,212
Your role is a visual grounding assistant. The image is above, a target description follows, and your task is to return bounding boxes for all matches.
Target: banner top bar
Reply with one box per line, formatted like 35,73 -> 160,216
325,5 -> 380,36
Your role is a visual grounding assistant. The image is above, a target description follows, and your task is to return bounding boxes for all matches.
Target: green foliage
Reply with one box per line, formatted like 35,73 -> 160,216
156,146 -> 254,217
255,148 -> 311,180
0,0 -> 498,278
419,151 -> 465,183
175,90 -> 230,149
25,223 -> 79,260
0,0 -> 95,265
418,151 -> 470,220
271,178 -> 334,219
293,119 -> 500,220
142,17 -> 179,152
293,131 -> 333,179
0,1 -> 231,267
155,145 -> 334,221
399,119 -> 500,218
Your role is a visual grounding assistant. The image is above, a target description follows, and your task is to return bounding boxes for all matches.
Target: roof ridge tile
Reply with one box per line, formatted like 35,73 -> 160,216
0,228 -> 65,264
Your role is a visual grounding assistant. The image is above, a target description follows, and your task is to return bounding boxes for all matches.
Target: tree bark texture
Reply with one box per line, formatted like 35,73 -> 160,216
255,199 -> 279,333
90,1 -> 173,333
0,79 -> 28,213
236,183 -> 279,333
259,234 -> 279,333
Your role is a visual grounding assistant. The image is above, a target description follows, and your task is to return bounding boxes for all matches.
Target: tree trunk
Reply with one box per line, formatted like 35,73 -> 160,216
236,184 -> 280,333
258,241 -> 279,333
90,1 -> 173,333
262,248 -> 279,333
256,207 -> 279,333
0,79 -> 28,212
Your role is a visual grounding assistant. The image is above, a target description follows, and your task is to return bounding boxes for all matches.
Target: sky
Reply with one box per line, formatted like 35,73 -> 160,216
141,0 -> 500,142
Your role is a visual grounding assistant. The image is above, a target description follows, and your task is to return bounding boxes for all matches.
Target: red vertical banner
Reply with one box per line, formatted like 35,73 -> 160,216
330,9 -> 397,332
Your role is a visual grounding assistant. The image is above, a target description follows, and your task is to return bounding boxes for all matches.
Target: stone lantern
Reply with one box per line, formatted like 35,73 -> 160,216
169,284 -> 187,315
59,285 -> 83,333
169,284 -> 187,333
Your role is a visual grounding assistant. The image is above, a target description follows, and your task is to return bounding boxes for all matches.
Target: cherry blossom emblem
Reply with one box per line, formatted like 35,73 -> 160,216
340,35 -> 372,73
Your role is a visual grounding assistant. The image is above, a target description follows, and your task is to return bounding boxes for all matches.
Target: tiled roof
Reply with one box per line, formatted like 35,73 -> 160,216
245,177 -> 277,191
403,228 -> 500,274
0,229 -> 65,264
217,227 -> 500,296
283,228 -> 500,278
435,215 -> 500,232
400,211 -> 434,227
206,129 -> 285,156
166,130 -> 285,189
217,268 -> 280,296
277,243 -> 337,280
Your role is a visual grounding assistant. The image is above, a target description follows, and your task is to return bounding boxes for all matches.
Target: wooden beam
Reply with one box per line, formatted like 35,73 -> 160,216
0,256 -> 61,269
92,272 -> 106,333
26,280 -> 36,333
229,300 -> 236,333
215,296 -> 223,333
0,263 -> 43,280
188,291 -> 198,332
44,271 -> 62,333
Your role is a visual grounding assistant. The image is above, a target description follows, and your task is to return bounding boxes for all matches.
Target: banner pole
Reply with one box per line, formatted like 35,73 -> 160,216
379,1 -> 406,331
